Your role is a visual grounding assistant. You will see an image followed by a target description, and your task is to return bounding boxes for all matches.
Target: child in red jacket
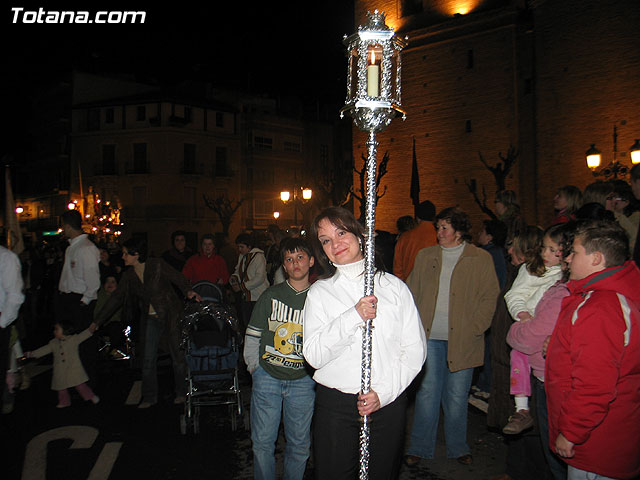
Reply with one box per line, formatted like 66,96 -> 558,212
546,219 -> 640,479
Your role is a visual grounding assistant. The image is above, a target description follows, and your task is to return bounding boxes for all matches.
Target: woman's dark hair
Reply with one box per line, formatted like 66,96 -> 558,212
511,226 -> 544,276
171,230 -> 187,243
482,219 -> 507,248
613,181 -> 639,217
123,237 -> 148,262
309,207 -> 383,279
235,233 -> 253,248
582,181 -> 614,207
554,221 -> 578,283
434,207 -> 472,242
575,202 -> 616,222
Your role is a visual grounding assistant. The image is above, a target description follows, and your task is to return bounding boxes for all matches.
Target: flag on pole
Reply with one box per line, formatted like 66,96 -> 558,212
410,137 -> 420,214
5,163 -> 24,254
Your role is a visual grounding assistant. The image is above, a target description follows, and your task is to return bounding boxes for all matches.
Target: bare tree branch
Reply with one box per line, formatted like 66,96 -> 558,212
203,193 -> 244,236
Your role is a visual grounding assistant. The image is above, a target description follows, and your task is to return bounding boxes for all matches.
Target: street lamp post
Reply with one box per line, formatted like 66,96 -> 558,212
586,125 -> 640,179
280,187 -> 312,225
341,10 -> 406,479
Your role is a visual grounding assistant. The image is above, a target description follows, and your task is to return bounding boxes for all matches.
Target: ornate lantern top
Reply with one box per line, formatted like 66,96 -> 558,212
341,10 -> 407,132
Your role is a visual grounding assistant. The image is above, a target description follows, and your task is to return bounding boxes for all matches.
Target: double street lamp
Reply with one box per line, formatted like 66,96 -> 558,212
586,125 -> 640,179
280,187 -> 312,225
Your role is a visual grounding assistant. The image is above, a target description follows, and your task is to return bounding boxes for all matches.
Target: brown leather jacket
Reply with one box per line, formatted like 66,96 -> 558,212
94,257 -> 191,328
407,243 -> 499,372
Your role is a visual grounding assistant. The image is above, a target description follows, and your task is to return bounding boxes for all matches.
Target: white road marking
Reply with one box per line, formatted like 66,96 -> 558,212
125,380 -> 142,405
22,426 -> 98,480
88,442 -> 123,480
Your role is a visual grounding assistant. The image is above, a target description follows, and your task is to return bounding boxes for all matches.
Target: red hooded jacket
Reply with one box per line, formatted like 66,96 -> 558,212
546,261 -> 640,478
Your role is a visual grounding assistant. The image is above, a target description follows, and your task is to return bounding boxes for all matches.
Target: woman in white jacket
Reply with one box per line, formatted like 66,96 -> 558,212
230,233 -> 270,330
303,207 -> 427,479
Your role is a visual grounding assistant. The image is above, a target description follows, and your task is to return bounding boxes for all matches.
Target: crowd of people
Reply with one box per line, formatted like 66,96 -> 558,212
2,168 -> 640,480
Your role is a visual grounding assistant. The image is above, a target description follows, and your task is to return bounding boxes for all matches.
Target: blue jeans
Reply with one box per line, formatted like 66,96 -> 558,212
568,466 -> 616,480
251,366 -> 315,480
534,378 -> 567,480
142,314 -> 186,403
408,339 -> 473,458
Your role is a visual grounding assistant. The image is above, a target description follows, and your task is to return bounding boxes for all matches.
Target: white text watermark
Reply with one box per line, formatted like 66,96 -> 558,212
11,7 -> 146,24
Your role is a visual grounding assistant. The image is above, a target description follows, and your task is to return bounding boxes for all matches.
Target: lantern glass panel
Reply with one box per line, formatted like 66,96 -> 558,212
390,49 -> 399,98
349,47 -> 359,100
367,44 -> 383,97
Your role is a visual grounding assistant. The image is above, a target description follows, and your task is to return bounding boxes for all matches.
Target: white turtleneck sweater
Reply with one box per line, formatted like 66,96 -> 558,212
303,259 -> 427,408
430,242 -> 465,340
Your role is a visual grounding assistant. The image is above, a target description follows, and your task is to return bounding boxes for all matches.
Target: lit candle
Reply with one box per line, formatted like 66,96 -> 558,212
367,50 -> 379,97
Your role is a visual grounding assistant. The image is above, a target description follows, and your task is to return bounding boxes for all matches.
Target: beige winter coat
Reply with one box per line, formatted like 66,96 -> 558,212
407,243 -> 499,372
32,329 -> 92,390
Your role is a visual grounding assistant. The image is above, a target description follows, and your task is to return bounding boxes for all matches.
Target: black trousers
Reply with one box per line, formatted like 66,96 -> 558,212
55,292 -> 97,387
313,385 -> 407,480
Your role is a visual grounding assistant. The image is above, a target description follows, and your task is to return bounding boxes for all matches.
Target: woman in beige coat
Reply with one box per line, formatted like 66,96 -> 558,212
28,322 -> 99,408
404,207 -> 499,466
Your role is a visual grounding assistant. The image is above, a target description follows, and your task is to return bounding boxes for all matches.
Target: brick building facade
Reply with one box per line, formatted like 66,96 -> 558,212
352,0 -> 640,234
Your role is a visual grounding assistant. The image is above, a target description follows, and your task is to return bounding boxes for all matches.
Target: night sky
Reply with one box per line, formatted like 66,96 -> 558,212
3,1 -> 355,160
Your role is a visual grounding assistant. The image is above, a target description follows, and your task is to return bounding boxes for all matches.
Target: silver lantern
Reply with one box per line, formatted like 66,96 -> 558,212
341,10 -> 406,480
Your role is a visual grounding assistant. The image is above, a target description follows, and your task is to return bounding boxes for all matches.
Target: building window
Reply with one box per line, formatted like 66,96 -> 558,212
215,147 -> 228,176
467,49 -> 474,69
216,112 -> 224,128
284,141 -> 301,153
183,144 -> 196,174
254,135 -> 273,150
255,168 -> 274,185
254,198 -> 275,218
105,108 -> 114,124
132,143 -> 147,173
88,109 -> 100,131
465,120 -> 472,133
401,0 -> 422,17
184,106 -> 192,123
136,106 -> 146,121
102,145 -> 116,175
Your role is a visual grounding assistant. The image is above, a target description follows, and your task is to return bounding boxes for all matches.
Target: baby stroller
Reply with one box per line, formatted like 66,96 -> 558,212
180,281 -> 246,434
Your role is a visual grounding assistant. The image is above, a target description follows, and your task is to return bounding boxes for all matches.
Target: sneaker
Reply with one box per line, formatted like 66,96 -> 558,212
502,409 -> 534,434
138,401 -> 156,409
56,403 -> 70,409
473,390 -> 490,400
91,396 -> 100,405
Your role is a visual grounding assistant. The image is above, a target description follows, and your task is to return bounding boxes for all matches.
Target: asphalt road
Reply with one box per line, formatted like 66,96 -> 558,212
3,356 -> 509,480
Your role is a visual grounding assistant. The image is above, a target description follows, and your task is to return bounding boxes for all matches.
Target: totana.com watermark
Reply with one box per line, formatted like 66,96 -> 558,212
11,7 -> 146,24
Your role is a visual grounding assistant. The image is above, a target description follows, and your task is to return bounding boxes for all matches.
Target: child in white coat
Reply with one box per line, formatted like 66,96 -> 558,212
502,225 -> 563,434
26,322 -> 99,408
